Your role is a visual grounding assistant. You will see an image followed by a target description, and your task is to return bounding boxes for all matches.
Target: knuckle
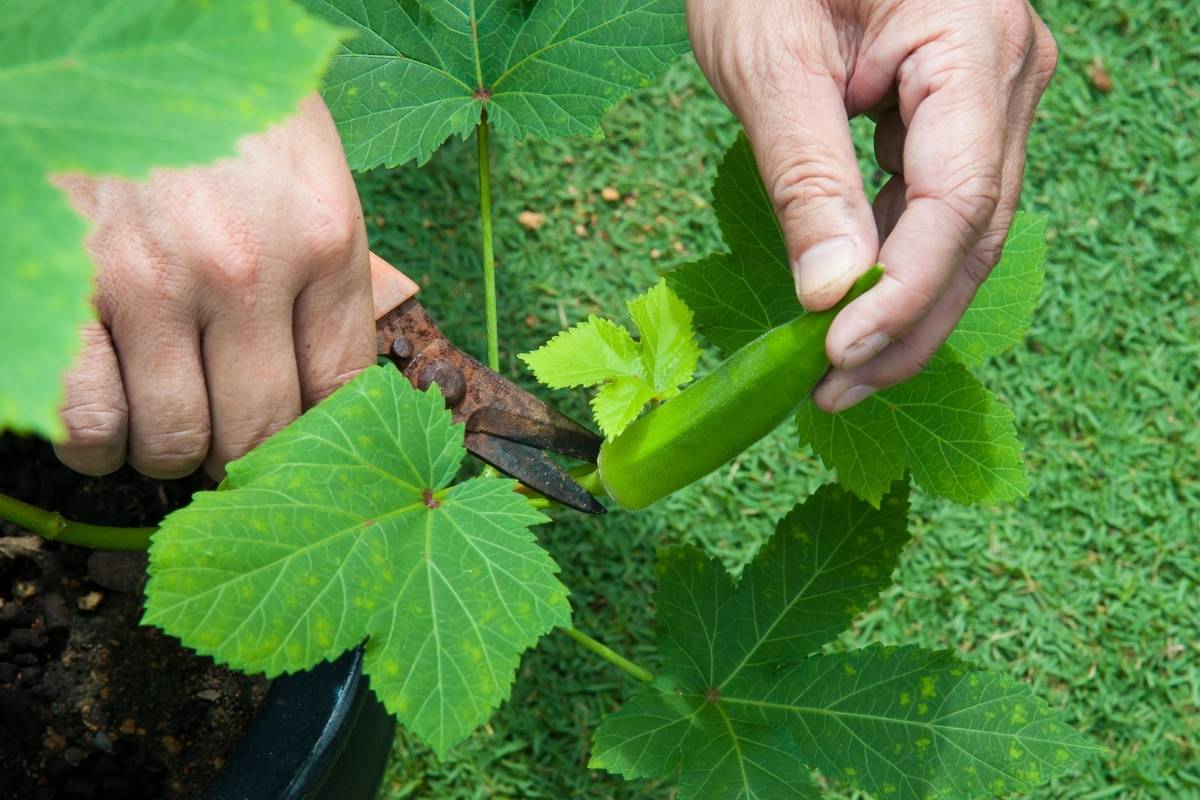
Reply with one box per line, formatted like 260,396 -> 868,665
1034,27 -> 1060,88
201,241 -> 263,293
884,272 -> 941,323
771,155 -> 854,221
302,191 -> 365,266
926,171 -> 1001,238
131,425 -> 210,477
61,401 -> 127,451
304,366 -> 363,407
967,228 -> 1010,279
115,238 -> 192,308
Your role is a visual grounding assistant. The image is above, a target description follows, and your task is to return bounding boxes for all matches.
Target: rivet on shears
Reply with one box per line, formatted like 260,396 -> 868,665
416,358 -> 466,409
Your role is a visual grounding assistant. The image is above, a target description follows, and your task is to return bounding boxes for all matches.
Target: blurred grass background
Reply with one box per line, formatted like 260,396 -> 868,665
357,1 -> 1199,797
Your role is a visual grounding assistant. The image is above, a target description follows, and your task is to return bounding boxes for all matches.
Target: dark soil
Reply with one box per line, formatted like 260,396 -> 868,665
0,435 -> 268,800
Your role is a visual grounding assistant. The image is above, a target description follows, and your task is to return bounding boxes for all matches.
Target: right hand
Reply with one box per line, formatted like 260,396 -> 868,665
54,95 -> 418,480
688,0 -> 1057,411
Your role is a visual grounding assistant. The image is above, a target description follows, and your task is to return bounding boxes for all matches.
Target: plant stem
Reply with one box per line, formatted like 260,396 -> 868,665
476,113 -> 500,372
562,626 -> 654,683
568,464 -> 607,498
0,492 -> 154,551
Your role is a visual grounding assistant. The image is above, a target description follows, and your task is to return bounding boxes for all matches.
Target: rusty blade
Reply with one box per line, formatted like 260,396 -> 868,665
376,298 -> 605,513
466,406 -> 600,463
467,433 -> 606,515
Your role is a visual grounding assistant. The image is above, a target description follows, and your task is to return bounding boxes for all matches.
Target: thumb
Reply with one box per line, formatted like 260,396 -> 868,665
369,251 -> 420,320
742,77 -> 878,311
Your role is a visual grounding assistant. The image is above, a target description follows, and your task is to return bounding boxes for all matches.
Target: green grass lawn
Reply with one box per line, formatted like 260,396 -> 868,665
356,1 -> 1199,797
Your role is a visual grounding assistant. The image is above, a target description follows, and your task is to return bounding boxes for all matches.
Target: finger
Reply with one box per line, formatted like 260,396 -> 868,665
112,308 -> 210,480
740,72 -> 878,311
369,251 -> 419,320
201,296 -> 302,479
293,247 -> 376,409
819,93 -> 1043,412
53,322 -> 129,476
813,265 -> 981,411
827,38 -> 1013,370
873,109 -> 906,176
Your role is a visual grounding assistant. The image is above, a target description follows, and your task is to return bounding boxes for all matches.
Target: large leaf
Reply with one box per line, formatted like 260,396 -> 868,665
591,482 -> 1098,800
521,279 -> 700,437
666,133 -> 797,354
300,0 -> 690,169
796,355 -> 1029,507
144,367 -> 570,757
0,0 -> 344,438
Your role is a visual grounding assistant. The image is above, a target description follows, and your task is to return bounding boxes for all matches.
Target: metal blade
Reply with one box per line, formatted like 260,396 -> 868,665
466,406 -> 601,463
466,432 -> 606,515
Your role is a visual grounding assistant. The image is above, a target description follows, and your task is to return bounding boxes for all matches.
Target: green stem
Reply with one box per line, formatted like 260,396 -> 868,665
476,113 -> 499,372
0,492 -> 154,551
562,626 -> 654,683
568,464 -> 607,499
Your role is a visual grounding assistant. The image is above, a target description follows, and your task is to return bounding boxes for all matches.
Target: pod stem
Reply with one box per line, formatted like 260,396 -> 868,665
0,491 -> 154,551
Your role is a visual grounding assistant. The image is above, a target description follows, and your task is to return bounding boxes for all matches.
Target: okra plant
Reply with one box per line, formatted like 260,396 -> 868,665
1,2 -> 1101,798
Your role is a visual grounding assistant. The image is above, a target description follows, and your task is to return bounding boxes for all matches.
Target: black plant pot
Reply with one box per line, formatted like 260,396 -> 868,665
202,648 -> 394,800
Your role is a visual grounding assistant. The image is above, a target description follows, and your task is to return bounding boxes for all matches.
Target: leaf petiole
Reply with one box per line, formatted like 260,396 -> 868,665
561,626 -> 654,683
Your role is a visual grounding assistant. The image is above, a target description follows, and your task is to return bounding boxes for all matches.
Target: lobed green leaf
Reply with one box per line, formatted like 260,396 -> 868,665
301,0 -> 690,169
144,367 -> 571,757
592,481 -> 1098,799
521,279 -> 700,438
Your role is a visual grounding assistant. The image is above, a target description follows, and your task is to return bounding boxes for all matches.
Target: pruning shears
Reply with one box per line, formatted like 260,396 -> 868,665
374,297 -> 606,515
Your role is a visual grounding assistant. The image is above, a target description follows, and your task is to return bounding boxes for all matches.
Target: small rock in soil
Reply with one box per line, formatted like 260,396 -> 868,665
195,689 -> 220,702
119,717 -> 137,735
160,735 -> 183,756
91,730 -> 115,753
64,746 -> 88,766
44,730 -> 67,751
77,590 -> 105,612
86,550 -> 148,593
43,591 -> 71,632
12,579 -> 38,599
0,600 -> 19,624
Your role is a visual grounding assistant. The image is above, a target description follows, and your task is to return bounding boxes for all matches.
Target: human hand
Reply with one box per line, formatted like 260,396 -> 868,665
688,0 -> 1057,410
53,95 -> 418,479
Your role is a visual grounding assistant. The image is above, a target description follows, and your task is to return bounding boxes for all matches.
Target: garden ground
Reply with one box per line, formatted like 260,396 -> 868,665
357,1 -> 1198,796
